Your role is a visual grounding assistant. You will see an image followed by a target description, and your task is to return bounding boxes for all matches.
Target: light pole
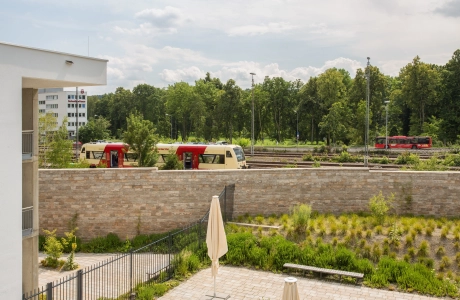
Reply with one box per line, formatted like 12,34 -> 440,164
250,72 -> 256,156
166,114 -> 172,140
294,110 -> 298,146
384,100 -> 390,149
364,57 -> 370,167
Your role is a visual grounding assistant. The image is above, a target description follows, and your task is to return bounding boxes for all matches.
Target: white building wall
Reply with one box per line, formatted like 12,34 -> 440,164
0,41 -> 107,299
38,90 -> 88,137
0,69 -> 23,299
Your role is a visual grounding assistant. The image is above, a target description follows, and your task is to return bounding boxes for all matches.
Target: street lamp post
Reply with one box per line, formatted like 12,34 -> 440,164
250,72 -> 256,156
166,114 -> 172,140
384,100 -> 390,149
364,57 -> 370,167
294,110 -> 298,146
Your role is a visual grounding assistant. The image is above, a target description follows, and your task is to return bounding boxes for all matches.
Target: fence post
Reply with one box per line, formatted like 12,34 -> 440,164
224,185 -> 227,222
130,251 -> 133,296
76,270 -> 83,300
168,232 -> 172,279
46,282 -> 53,300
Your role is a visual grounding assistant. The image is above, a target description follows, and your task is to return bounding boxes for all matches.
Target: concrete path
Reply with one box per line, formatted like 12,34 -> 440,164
38,254 -> 445,300
158,265 -> 443,300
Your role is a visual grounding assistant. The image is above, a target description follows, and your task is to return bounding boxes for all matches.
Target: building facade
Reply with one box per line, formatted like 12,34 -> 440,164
0,41 -> 107,298
38,88 -> 88,138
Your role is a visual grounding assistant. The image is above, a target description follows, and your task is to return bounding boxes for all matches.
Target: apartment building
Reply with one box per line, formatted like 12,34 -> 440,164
38,88 -> 88,138
0,41 -> 107,298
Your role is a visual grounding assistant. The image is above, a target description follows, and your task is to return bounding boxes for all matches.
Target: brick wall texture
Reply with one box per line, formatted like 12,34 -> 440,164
39,168 -> 460,240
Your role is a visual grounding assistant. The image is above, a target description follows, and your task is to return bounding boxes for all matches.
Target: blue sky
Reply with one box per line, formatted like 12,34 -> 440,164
2,0 -> 459,94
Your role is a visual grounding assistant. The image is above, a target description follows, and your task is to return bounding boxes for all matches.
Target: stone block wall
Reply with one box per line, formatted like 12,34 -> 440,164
39,168 -> 460,240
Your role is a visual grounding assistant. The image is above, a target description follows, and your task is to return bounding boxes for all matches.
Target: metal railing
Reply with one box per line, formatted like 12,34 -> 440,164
23,185 -> 234,300
22,130 -> 34,160
22,206 -> 33,237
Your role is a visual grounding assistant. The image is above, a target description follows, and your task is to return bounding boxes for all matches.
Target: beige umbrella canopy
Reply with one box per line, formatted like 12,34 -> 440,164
206,195 -> 229,299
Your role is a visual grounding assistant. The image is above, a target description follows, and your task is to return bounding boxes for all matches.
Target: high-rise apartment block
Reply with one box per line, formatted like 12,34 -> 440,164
38,88 -> 88,138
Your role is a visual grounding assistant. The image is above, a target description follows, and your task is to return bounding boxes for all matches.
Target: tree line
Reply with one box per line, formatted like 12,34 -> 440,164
84,49 -> 460,146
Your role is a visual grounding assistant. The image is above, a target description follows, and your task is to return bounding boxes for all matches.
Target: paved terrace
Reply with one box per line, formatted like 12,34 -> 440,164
38,254 -> 444,300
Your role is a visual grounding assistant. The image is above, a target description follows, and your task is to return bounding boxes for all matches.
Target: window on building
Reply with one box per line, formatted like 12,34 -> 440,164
71,104 -> 75,108
82,113 -> 86,117
68,113 -> 71,117
39,109 -> 46,113
82,122 -> 86,126
82,104 -> 86,108
46,95 -> 58,100
53,113 -> 58,117
82,95 -> 86,100
68,122 -> 71,126
78,104 -> 82,108
39,100 -> 45,105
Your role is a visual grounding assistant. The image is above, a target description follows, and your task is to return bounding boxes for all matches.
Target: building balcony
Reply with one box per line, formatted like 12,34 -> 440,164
22,130 -> 33,160
22,206 -> 33,237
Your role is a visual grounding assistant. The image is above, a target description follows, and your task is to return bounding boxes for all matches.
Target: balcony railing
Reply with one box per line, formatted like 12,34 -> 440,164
22,206 -> 33,237
22,130 -> 34,160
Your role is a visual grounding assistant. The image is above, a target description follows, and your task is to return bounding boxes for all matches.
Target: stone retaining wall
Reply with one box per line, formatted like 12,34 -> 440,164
39,168 -> 460,240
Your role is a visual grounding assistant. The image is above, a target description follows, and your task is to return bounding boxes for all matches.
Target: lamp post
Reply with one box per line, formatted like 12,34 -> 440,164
250,72 -> 256,156
384,100 -> 390,149
166,114 -> 172,140
75,87 -> 79,160
364,57 -> 370,167
294,110 -> 298,146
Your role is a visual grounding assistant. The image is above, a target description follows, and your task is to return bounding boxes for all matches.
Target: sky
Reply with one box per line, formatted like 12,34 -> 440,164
1,0 -> 459,95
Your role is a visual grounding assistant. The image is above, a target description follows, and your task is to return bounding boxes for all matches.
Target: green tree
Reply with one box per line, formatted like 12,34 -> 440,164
78,117 -> 111,143
46,118 -> 73,168
440,49 -> 460,143
160,150 -> 184,170
400,56 -> 441,135
38,112 -> 58,168
123,113 -> 158,167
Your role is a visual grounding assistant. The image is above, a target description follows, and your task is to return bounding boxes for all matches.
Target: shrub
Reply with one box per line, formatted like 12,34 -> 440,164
255,216 -> 265,225
41,232 -> 64,268
160,150 -> 184,170
417,240 -> 430,257
395,152 -> 420,165
379,156 -> 390,164
441,227 -> 449,239
368,191 -> 394,225
436,246 -> 446,257
302,153 -> 313,161
405,235 -> 413,247
291,204 -> 312,233
425,227 -> 433,236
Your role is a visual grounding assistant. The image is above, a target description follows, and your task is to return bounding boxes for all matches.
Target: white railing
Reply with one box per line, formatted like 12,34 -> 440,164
22,130 -> 34,160
22,206 -> 33,237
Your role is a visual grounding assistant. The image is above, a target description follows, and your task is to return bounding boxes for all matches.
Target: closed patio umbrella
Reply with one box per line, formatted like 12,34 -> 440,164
206,195 -> 229,299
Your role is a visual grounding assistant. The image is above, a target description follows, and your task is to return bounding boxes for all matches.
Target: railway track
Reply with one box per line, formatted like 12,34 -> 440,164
247,160 -> 460,171
247,160 -> 402,170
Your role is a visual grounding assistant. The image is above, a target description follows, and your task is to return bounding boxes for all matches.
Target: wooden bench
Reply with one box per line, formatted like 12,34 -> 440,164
283,263 -> 364,285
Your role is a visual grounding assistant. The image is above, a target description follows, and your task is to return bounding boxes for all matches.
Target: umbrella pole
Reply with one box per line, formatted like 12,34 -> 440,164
206,275 -> 230,299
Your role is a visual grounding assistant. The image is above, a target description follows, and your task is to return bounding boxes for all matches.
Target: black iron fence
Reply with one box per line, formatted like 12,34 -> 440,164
23,185 -> 234,300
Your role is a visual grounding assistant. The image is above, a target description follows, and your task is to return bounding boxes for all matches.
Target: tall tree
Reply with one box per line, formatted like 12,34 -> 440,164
399,56 -> 441,134
440,49 -> 460,143
78,116 -> 111,143
123,113 -> 158,167
46,118 -> 73,168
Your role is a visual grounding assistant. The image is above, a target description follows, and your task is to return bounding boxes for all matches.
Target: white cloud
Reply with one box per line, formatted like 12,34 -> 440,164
114,6 -> 189,35
160,66 -> 204,82
159,57 -> 363,88
135,6 -> 188,27
227,22 -> 297,36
